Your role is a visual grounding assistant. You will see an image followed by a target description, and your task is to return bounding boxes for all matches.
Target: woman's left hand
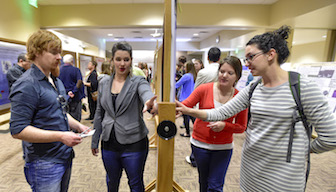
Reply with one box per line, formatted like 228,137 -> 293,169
143,95 -> 158,116
207,121 -> 225,132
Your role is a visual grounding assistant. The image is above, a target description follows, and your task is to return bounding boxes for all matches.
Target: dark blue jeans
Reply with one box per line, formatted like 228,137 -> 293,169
192,145 -> 233,192
24,159 -> 72,192
102,149 -> 148,192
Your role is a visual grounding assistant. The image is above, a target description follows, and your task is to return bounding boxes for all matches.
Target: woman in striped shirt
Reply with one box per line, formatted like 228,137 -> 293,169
176,25 -> 336,191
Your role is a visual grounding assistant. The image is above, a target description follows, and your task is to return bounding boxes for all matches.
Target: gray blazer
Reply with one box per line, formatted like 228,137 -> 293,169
91,74 -> 154,148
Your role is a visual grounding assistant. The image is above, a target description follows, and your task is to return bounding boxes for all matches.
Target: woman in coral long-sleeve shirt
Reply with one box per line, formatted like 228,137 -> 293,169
182,56 -> 247,192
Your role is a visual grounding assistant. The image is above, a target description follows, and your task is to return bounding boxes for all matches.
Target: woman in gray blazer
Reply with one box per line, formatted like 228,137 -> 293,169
91,41 -> 157,192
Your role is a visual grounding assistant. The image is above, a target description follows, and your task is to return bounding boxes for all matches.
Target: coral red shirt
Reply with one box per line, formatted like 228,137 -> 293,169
182,82 -> 248,144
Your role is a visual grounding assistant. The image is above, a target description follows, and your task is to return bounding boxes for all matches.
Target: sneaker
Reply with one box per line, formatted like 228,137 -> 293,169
180,133 -> 190,137
185,156 -> 191,164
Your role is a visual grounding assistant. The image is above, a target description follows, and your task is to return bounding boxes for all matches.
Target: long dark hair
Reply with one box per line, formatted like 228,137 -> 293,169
185,61 -> 197,82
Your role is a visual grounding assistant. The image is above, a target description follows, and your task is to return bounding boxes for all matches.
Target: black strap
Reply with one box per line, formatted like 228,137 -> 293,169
248,72 -> 312,188
288,71 -> 312,186
248,78 -> 262,122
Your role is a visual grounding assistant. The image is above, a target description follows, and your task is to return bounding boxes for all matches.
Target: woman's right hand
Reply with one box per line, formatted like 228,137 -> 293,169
91,148 -> 99,156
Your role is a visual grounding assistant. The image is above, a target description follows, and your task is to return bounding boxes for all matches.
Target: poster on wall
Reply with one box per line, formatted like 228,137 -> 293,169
296,62 -> 336,113
0,41 -> 26,108
236,65 -> 253,91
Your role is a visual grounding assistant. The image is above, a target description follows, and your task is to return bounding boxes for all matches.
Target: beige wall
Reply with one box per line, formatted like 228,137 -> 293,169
39,4 -> 269,28
270,0 -> 336,28
291,41 -> 326,64
40,4 -> 164,28
0,0 -> 40,42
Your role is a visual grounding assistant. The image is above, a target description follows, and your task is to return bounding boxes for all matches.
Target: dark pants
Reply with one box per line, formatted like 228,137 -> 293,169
88,93 -> 97,119
192,145 -> 233,192
102,149 -> 148,192
68,100 -> 82,121
182,115 -> 195,135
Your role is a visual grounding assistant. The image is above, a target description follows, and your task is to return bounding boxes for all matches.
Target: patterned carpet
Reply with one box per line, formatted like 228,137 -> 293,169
0,111 -> 335,192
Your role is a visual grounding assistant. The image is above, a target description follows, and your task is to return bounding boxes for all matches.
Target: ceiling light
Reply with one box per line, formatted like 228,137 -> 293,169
193,33 -> 199,36
150,29 -> 161,37
322,35 -> 327,38
107,34 -> 113,36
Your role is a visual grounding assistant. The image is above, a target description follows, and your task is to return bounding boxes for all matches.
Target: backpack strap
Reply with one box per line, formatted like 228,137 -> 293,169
288,71 -> 312,186
248,78 -> 262,122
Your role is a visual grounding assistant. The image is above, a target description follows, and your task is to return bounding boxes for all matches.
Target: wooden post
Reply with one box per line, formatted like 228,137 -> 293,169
145,0 -> 186,191
156,102 -> 175,191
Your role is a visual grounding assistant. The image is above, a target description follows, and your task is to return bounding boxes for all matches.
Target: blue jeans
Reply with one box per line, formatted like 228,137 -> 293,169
102,149 -> 148,192
192,145 -> 233,192
24,159 -> 72,192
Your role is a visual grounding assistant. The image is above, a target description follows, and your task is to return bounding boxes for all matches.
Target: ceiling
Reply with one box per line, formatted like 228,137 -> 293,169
38,0 -> 278,5
39,0 -> 278,45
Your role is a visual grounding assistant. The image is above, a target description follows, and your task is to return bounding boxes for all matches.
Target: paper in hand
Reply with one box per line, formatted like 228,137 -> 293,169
80,130 -> 95,138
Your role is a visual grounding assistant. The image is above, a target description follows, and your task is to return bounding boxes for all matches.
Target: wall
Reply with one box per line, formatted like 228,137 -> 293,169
0,0 -> 40,42
291,41 -> 326,64
0,0 -> 41,130
39,4 -> 269,28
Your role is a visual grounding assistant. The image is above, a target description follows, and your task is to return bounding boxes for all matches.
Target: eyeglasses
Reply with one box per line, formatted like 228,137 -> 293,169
244,51 -> 264,63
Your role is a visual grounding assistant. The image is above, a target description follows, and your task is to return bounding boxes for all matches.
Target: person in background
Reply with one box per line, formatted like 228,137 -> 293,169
176,55 -> 186,82
186,47 -> 222,167
98,61 -> 112,82
193,58 -> 204,75
175,61 -> 197,137
84,61 -> 98,121
132,64 -> 146,78
194,47 -> 221,88
9,30 -> 90,192
178,56 -> 247,191
91,41 -> 157,192
138,62 -> 150,82
59,54 -> 85,121
148,66 -> 152,83
6,53 -> 31,92
245,72 -> 254,86
176,26 -> 336,191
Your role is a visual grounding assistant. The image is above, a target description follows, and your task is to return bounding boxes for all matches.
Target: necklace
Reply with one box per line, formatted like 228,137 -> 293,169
216,85 -> 234,104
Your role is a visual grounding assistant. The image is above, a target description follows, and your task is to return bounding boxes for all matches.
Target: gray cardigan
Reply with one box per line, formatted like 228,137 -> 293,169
91,74 -> 154,148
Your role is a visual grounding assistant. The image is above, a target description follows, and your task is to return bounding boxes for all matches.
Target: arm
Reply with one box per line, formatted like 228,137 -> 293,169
301,80 -> 336,153
222,108 -> 248,133
6,69 -> 20,88
67,113 -> 90,133
70,69 -> 83,96
91,80 -> 106,155
176,100 -> 207,120
206,87 -> 250,122
181,84 -> 204,108
175,74 -> 188,89
12,125 -> 82,147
